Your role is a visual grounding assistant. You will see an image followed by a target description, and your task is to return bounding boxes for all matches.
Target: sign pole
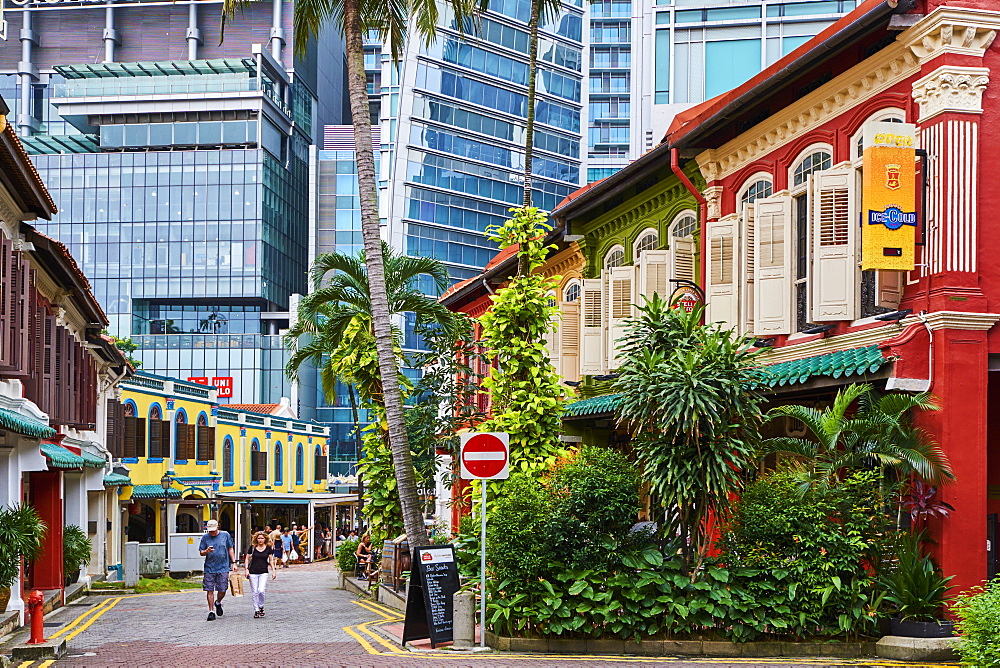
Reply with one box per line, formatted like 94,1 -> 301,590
480,481 -> 487,648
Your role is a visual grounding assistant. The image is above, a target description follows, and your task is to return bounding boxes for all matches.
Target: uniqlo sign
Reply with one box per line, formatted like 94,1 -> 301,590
212,377 -> 234,398
187,377 -> 209,385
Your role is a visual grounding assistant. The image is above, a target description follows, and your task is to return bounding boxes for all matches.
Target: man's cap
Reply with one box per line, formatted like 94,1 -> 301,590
206,519 -> 219,530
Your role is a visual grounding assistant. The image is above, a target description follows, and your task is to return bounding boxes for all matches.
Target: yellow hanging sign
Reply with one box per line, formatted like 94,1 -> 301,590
861,121 -> 917,271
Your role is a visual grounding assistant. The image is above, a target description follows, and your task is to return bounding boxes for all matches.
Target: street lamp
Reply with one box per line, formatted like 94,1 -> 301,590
210,500 -> 219,521
160,473 -> 172,570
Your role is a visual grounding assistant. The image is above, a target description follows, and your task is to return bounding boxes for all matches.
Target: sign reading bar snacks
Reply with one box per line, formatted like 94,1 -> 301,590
861,121 -> 917,271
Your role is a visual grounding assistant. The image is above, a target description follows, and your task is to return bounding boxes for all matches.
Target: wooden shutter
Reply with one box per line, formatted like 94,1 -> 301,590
876,270 -> 904,310
12,252 -> 30,373
182,424 -> 197,460
197,425 -> 214,461
106,400 -> 121,458
706,215 -> 739,329
580,278 -> 605,375
637,250 -> 670,302
149,419 -> 164,458
740,205 -> 756,334
671,237 -> 696,284
542,296 -> 560,371
606,266 -> 635,370
559,300 -> 580,383
254,450 -> 267,481
811,169 -> 859,321
314,453 -> 327,483
0,238 -> 12,370
754,192 -> 794,335
134,418 -> 147,458
124,414 -> 137,459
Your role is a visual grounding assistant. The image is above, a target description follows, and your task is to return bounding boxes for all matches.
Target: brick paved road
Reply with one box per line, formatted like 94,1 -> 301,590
14,561 -> 952,668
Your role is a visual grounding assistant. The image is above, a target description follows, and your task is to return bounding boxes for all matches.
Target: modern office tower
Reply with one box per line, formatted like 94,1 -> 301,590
0,0 -> 345,408
586,0 -> 855,182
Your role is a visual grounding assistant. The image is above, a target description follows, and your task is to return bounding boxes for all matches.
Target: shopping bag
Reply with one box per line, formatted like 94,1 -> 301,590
289,549 -> 299,562
228,571 -> 245,597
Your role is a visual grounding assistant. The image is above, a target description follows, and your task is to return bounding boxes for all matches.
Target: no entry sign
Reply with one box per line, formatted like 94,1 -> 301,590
459,432 -> 509,480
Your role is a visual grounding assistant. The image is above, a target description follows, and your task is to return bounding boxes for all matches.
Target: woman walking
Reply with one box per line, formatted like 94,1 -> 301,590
244,531 -> 276,618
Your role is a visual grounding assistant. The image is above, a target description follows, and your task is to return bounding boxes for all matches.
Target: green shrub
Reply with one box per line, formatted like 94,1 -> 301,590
336,538 -> 361,573
0,504 -> 46,588
876,533 -> 953,621
63,525 -> 92,575
953,580 -> 1000,666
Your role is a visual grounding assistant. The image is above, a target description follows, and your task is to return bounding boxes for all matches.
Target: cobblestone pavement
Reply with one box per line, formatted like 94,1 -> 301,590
6,561 -> 956,668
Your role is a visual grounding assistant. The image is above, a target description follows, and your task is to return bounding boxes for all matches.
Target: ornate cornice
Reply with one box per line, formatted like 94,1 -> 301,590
581,178 -> 697,243
921,310 -> 1000,331
541,244 -> 584,279
703,185 -> 724,220
903,6 -> 1000,63
911,65 -> 990,122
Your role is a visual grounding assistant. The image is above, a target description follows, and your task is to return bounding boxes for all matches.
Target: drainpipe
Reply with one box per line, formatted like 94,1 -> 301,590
186,1 -> 202,61
103,2 -> 119,63
269,0 -> 285,65
670,148 -> 708,292
915,310 -> 934,389
18,6 -> 37,137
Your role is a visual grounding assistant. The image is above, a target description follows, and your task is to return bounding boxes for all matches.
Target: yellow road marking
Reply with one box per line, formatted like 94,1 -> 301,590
356,618 -> 407,654
49,597 -> 114,638
16,662 -> 34,668
364,599 -> 403,617
342,624 -> 381,655
37,660 -> 55,667
350,599 -> 399,620
62,596 -> 123,642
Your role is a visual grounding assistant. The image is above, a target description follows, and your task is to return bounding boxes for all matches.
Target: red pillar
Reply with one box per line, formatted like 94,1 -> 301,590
914,328 -> 989,597
29,471 -> 64,592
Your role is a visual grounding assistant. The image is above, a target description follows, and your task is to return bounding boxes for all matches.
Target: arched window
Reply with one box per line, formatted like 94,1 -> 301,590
223,438 -> 234,484
250,439 -> 261,483
792,150 -> 832,187
563,282 -> 581,303
295,445 -> 304,485
273,443 -> 283,485
150,405 -> 161,420
856,113 -> 904,158
739,179 -> 773,209
668,211 -> 698,284
314,446 -> 324,483
671,212 -> 697,239
148,405 -> 163,459
124,402 -> 135,418
604,246 -> 624,269
633,229 -> 659,257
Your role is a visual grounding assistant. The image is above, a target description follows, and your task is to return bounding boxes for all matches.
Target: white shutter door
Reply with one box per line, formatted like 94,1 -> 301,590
754,192 -> 794,335
876,270 -> 903,310
740,204 -> 755,334
580,278 -> 606,375
560,300 -> 581,382
811,169 -> 858,321
671,237 -> 696,284
637,250 -> 670,303
706,215 -> 739,328
606,266 -> 636,370
544,303 -> 560,371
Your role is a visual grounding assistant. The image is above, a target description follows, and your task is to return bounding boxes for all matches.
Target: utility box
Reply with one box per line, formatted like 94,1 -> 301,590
168,533 -> 206,573
124,542 -> 140,587
137,543 -> 165,577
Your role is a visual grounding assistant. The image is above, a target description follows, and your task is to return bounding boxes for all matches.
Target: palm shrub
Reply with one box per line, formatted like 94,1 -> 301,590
614,296 -> 765,577
953,579 -> 1000,666
0,504 -> 47,588
875,532 -> 953,622
63,525 -> 92,578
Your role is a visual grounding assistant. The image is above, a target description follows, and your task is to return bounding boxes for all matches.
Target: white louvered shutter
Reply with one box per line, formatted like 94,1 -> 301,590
543,298 -> 560,372
637,249 -> 670,305
671,237 -> 696,284
560,300 -> 581,382
811,169 -> 859,321
754,192 -> 794,335
580,278 -> 606,375
606,266 -> 636,370
876,270 -> 903,310
706,215 -> 739,329
740,204 -> 756,335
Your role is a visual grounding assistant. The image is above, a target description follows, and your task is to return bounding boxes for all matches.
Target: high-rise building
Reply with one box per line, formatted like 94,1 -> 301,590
0,0 -> 346,409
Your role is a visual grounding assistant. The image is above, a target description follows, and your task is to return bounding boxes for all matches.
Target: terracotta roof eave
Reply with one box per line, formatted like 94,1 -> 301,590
666,0 -> 896,150
0,124 -> 56,218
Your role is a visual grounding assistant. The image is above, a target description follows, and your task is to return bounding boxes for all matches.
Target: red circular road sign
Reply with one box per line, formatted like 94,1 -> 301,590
461,433 -> 509,479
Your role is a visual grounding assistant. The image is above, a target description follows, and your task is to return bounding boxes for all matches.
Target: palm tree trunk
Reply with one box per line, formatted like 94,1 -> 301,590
521,0 -> 540,212
344,0 -> 429,549
348,383 -> 365,517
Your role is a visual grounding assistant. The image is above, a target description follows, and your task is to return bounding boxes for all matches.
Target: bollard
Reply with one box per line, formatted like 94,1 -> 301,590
25,590 -> 46,645
452,589 -> 476,649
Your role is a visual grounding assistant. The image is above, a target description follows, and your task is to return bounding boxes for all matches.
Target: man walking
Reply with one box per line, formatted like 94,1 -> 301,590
199,519 -> 236,621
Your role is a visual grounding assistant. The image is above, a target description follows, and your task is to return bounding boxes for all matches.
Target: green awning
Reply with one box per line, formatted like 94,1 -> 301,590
40,442 -> 84,469
21,134 -> 100,155
562,346 -> 890,418
763,345 -> 888,388
131,485 -> 182,500
54,59 -> 254,80
0,407 -> 56,439
80,450 -> 107,469
104,473 -> 133,487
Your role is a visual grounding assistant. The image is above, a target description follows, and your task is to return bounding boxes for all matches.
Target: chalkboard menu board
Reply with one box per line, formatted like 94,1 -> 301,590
402,545 -> 460,648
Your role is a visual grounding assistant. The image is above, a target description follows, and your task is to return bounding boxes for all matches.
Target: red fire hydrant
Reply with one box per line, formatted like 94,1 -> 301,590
25,590 -> 46,644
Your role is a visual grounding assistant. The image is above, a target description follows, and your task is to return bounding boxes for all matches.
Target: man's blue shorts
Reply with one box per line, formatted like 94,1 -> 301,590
203,571 -> 229,592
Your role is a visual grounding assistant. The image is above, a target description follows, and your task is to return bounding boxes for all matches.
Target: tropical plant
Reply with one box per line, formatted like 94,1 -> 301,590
0,504 -> 47,588
758,384 -> 952,497
336,538 -> 361,574
223,0 -> 485,551
953,579 -> 1000,666
876,532 -> 953,622
615,296 -> 765,577
899,479 -> 954,533
63,525 -> 93,577
102,329 -> 141,368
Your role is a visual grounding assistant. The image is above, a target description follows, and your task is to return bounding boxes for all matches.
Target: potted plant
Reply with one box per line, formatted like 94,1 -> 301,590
0,504 -> 47,612
63,525 -> 92,587
877,535 -> 955,638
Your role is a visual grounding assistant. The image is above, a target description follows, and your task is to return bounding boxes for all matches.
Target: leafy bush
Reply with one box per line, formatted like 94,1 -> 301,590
953,580 -> 1000,666
336,538 -> 361,574
63,525 -> 92,574
876,533 -> 953,621
0,504 -> 46,588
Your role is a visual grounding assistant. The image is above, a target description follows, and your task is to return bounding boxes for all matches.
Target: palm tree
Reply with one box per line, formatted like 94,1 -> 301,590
758,383 -> 952,498
223,0 -> 482,549
522,0 -> 565,208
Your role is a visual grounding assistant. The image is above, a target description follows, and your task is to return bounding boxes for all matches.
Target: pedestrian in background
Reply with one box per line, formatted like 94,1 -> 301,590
199,519 -> 236,621
271,524 -> 284,564
244,531 -> 276,618
280,527 -> 293,567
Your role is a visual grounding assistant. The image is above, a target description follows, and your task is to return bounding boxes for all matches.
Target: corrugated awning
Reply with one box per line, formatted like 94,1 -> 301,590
104,472 -> 133,487
0,407 -> 56,439
131,485 -> 182,499
54,59 -> 254,80
41,442 -> 84,469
